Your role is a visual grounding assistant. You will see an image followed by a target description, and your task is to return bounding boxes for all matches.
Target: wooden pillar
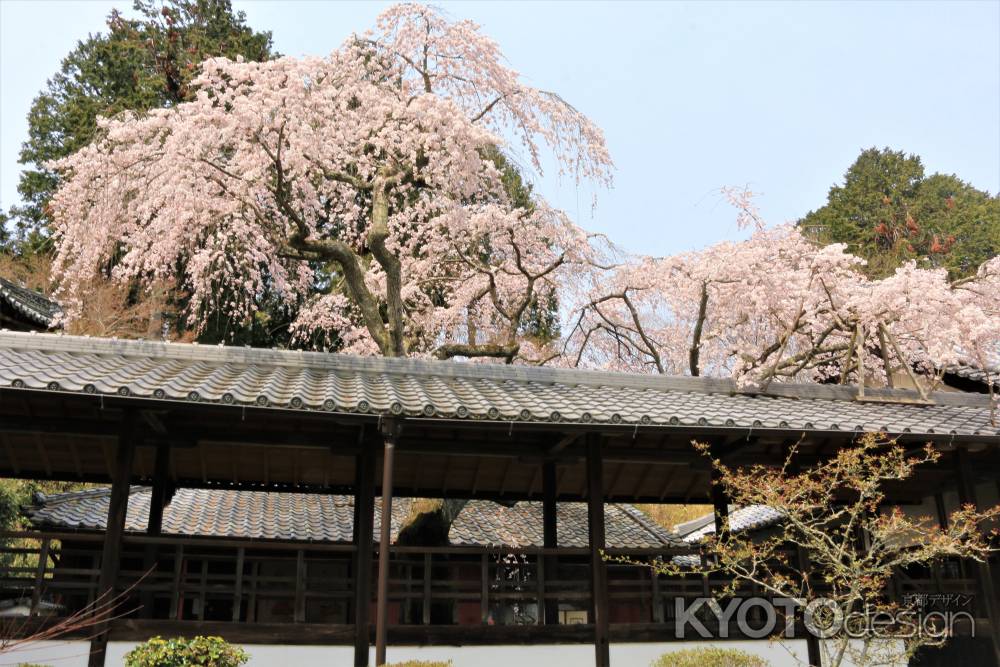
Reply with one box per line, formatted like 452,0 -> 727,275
786,447 -> 822,667
353,442 -> 375,667
796,544 -> 823,667
955,449 -> 1000,667
375,420 -> 400,667
88,412 -> 137,667
710,468 -> 729,538
586,434 -> 610,667
542,460 -> 559,625
147,444 -> 171,535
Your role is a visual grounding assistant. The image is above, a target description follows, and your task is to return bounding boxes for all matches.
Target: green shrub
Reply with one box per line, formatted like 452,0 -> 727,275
651,647 -> 769,667
124,636 -> 249,667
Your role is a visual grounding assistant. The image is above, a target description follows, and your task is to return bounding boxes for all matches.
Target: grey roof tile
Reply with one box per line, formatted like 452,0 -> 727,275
671,505 -> 785,568
675,505 -> 785,544
0,332 -> 996,437
27,487 -> 683,548
943,362 -> 999,389
0,278 -> 60,328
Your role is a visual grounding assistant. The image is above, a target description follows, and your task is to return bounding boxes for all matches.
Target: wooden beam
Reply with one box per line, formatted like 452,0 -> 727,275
422,553 -> 432,625
607,461 -> 628,498
527,464 -> 541,498
29,538 -> 51,616
498,458 -> 514,496
634,461 -> 656,498
294,550 -> 306,623
480,553 -> 489,624
547,433 -> 580,456
786,452 -> 822,667
542,460 -> 558,626
657,466 -> 679,501
353,437 -> 375,667
2,437 -> 21,475
147,444 -> 171,535
88,411 -> 137,667
798,544 -> 823,667
586,434 -> 610,667
375,418 -> 402,667
232,547 -> 245,622
710,443 -> 730,536
33,434 -> 52,476
955,449 -> 1000,666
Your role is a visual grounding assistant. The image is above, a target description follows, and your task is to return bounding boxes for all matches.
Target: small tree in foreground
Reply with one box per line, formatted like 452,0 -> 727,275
124,636 -> 248,667
651,647 -> 769,667
625,434 -> 1000,667
0,578 -> 142,661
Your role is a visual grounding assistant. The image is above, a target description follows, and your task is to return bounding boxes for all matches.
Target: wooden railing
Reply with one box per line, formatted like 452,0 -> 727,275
0,531 -> 986,632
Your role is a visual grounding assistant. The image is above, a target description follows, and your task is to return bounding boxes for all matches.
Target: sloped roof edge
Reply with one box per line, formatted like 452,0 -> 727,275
0,278 -> 60,327
0,330 -> 991,408
25,486 -> 686,549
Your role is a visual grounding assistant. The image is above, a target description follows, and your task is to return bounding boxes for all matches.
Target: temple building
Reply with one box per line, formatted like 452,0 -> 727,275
0,330 -> 998,666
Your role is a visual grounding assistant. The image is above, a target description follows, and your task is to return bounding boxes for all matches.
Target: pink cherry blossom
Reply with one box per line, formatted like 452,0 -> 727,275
567,194 -> 1000,396
48,3 -> 612,362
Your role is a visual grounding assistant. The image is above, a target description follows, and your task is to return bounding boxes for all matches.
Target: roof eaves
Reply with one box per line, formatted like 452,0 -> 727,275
0,330 -> 992,408
0,278 -> 60,326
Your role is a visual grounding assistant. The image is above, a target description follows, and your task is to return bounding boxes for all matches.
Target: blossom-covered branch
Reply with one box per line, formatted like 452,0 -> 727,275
568,193 -> 1000,391
48,3 -> 612,362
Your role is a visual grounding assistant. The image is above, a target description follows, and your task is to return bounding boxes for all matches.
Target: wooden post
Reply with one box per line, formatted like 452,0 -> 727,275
232,547 -> 245,622
88,412 -> 137,667
197,560 -> 207,621
785,451 -> 822,667
375,420 -> 400,667
29,538 -> 51,615
955,449 -> 1000,666
422,553 -> 432,625
542,459 -> 559,625
651,566 -> 663,623
535,554 -> 545,626
147,444 -> 171,535
294,550 -> 306,623
711,478 -> 729,535
354,443 -> 376,667
796,544 -> 823,667
141,443 -> 170,618
480,553 -> 489,624
169,544 -> 183,619
710,443 -> 729,537
586,434 -> 610,667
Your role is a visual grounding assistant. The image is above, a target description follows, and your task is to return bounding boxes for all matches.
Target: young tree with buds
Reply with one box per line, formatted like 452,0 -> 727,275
611,434 -> 1000,667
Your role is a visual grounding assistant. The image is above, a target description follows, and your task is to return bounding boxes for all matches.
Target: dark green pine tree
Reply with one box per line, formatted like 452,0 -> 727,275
7,0 -> 274,249
798,147 -> 999,279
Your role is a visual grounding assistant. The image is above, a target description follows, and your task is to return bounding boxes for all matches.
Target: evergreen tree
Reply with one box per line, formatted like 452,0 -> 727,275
7,0 -> 273,246
799,147 -> 999,279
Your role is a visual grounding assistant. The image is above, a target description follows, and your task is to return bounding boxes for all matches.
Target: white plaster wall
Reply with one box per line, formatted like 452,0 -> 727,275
105,642 -> 354,666
5,638 -> 904,667
0,640 -> 91,666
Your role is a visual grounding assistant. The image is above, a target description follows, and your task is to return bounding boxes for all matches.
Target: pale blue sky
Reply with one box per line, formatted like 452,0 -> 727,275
1,0 -> 998,255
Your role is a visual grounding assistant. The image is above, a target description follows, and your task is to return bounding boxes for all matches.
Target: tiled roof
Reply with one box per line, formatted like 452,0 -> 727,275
26,487 -> 684,549
671,504 -> 784,568
944,362 -> 999,389
674,505 -> 785,544
0,332 -> 997,437
0,278 -> 60,328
